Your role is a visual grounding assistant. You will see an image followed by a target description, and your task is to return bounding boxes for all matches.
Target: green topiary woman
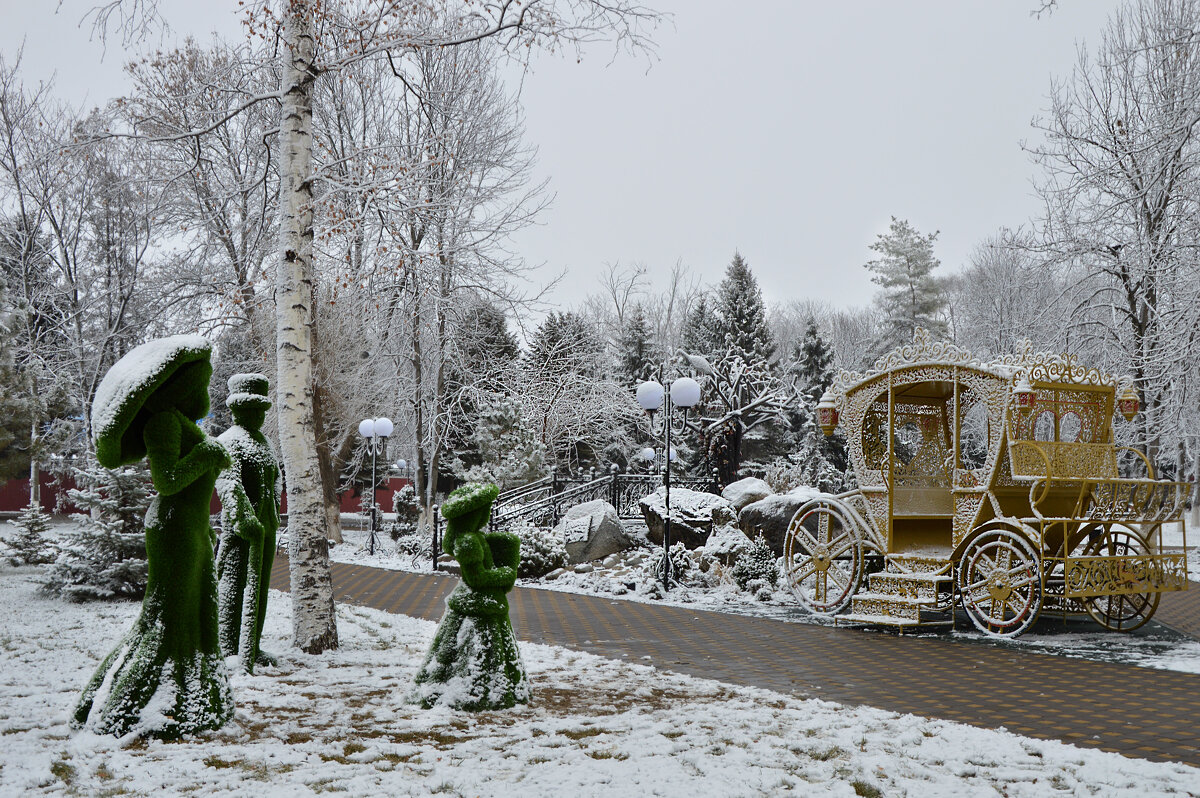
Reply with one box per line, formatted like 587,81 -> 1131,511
215,373 -> 281,673
411,482 -> 529,710
73,335 -> 234,738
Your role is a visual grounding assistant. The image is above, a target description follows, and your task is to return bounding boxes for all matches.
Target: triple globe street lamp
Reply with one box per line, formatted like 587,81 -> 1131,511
358,416 -> 394,556
635,372 -> 701,590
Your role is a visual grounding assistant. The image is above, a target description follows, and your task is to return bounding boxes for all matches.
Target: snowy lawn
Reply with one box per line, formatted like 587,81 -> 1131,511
3,565 -> 1200,796
330,516 -> 1200,676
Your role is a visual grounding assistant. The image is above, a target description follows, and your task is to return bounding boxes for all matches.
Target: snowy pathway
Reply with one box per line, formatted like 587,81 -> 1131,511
276,556 -> 1200,767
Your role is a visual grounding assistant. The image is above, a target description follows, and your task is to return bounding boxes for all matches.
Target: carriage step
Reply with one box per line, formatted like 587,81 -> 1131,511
850,593 -> 932,621
886,553 -> 953,575
835,612 -> 955,630
868,572 -> 951,601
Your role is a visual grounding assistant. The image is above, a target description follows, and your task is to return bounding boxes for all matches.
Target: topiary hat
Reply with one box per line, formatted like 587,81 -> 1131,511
441,482 -> 500,521
226,372 -> 272,411
92,335 -> 212,468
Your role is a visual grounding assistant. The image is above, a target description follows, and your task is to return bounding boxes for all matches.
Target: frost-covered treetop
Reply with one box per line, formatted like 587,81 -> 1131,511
91,334 -> 211,468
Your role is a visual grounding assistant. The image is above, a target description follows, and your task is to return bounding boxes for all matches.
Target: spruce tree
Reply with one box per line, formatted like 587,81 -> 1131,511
615,302 -> 657,385
864,217 -> 947,351
681,293 -> 721,357
44,462 -> 153,602
712,252 -> 776,364
782,322 -> 851,493
525,311 -> 602,376
4,503 -> 55,566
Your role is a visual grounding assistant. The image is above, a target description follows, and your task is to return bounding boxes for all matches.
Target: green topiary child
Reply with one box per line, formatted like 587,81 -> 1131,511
73,335 -> 234,739
215,373 -> 281,673
411,482 -> 529,710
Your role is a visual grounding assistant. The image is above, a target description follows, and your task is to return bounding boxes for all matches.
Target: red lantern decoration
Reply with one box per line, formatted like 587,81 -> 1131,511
1013,376 -> 1036,410
1117,386 -> 1140,421
816,389 -> 839,436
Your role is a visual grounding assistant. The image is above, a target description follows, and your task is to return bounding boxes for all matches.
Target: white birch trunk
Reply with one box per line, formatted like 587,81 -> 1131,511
275,1 -> 337,654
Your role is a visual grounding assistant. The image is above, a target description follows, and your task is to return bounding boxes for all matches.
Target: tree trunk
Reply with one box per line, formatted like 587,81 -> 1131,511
310,304 -> 344,545
1191,449 -> 1200,531
275,1 -> 337,654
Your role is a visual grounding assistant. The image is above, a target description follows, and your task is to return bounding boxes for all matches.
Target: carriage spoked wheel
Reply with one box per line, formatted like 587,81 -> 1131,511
1079,524 -> 1161,632
784,498 -> 865,615
957,528 -> 1043,638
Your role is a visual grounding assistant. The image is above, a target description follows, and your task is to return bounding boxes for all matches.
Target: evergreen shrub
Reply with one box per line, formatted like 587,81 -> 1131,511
512,520 -> 566,579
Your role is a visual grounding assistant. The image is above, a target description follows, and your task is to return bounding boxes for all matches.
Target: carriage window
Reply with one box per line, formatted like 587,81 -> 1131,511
862,398 -> 889,470
893,421 -> 922,466
958,400 -> 988,470
1033,410 -> 1055,442
1059,411 -> 1082,443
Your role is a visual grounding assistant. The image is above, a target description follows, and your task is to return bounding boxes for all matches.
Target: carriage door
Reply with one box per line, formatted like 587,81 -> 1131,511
889,380 -> 954,553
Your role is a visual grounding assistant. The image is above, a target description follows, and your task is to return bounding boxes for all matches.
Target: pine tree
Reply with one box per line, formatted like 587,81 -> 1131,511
615,302 -> 657,385
44,462 -> 153,602
681,293 -> 721,357
4,503 -> 55,566
712,252 -> 776,364
779,322 -> 851,494
453,395 -> 549,490
525,311 -> 602,377
864,217 -> 947,351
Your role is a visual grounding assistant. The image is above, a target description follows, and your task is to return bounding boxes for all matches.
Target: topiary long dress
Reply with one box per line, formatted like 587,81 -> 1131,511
411,483 -> 529,711
74,336 -> 233,739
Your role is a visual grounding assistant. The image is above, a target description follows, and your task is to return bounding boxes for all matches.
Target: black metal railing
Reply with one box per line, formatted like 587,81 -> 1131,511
490,468 -> 720,529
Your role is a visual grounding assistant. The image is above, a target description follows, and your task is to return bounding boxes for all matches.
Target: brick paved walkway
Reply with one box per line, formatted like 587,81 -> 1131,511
271,558 -> 1200,767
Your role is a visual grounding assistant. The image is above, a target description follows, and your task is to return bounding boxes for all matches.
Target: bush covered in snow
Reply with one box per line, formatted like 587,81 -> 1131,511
4,504 -> 56,566
512,520 -> 566,579
44,463 -> 152,601
731,533 -> 779,593
391,484 -> 420,537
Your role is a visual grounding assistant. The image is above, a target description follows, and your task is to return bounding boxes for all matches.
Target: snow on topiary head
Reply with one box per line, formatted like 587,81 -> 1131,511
226,372 -> 271,412
440,482 -> 499,553
91,335 -> 213,468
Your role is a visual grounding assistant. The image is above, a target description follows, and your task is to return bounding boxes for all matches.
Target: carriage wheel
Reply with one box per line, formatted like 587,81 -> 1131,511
958,528 -> 1043,638
1080,525 -> 1161,632
784,499 -> 864,615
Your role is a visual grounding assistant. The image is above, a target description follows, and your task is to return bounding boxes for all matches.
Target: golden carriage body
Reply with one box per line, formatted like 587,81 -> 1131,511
785,332 -> 1191,638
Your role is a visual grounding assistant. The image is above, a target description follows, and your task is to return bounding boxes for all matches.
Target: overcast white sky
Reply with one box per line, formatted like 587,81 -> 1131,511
3,0 -> 1125,311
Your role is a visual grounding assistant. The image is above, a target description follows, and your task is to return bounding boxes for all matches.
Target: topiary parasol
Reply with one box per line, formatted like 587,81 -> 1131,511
92,334 -> 212,468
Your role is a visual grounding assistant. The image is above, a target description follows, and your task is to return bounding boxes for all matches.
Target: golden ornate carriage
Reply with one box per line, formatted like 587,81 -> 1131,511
784,330 -> 1191,638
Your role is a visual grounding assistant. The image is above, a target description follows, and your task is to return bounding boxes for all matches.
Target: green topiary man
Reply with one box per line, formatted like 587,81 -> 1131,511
73,335 -> 234,738
411,482 -> 529,710
215,373 -> 281,673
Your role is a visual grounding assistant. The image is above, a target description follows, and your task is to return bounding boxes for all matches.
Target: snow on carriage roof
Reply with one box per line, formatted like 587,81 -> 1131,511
91,334 -> 211,447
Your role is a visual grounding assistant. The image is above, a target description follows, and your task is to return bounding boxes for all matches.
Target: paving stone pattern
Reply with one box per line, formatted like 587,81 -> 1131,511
271,558 -> 1200,767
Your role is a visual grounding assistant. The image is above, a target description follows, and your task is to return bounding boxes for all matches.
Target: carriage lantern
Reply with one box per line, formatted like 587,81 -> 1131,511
1117,385 -> 1140,421
816,389 -> 839,436
1013,376 -> 1036,411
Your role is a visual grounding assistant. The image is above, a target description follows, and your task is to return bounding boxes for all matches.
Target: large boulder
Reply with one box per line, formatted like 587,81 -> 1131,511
639,487 -> 735,549
721,477 -> 774,512
738,486 -> 825,556
553,500 -> 632,564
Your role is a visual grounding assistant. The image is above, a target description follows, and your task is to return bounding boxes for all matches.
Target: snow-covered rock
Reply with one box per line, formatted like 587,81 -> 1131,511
639,487 -> 735,549
721,477 -> 774,511
553,500 -> 632,564
738,485 -> 825,556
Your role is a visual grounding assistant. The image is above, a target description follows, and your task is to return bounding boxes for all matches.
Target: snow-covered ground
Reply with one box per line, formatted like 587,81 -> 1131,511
331,515 -> 1200,676
3,564 -> 1200,797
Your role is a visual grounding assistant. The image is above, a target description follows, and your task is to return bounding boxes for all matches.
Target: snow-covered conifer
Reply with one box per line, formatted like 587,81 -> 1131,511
711,252 -> 776,365
864,217 -> 947,352
43,462 -> 152,601
4,503 -> 55,566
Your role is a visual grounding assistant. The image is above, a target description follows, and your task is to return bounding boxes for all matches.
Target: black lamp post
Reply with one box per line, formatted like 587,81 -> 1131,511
358,416 -> 393,555
635,370 -> 701,590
